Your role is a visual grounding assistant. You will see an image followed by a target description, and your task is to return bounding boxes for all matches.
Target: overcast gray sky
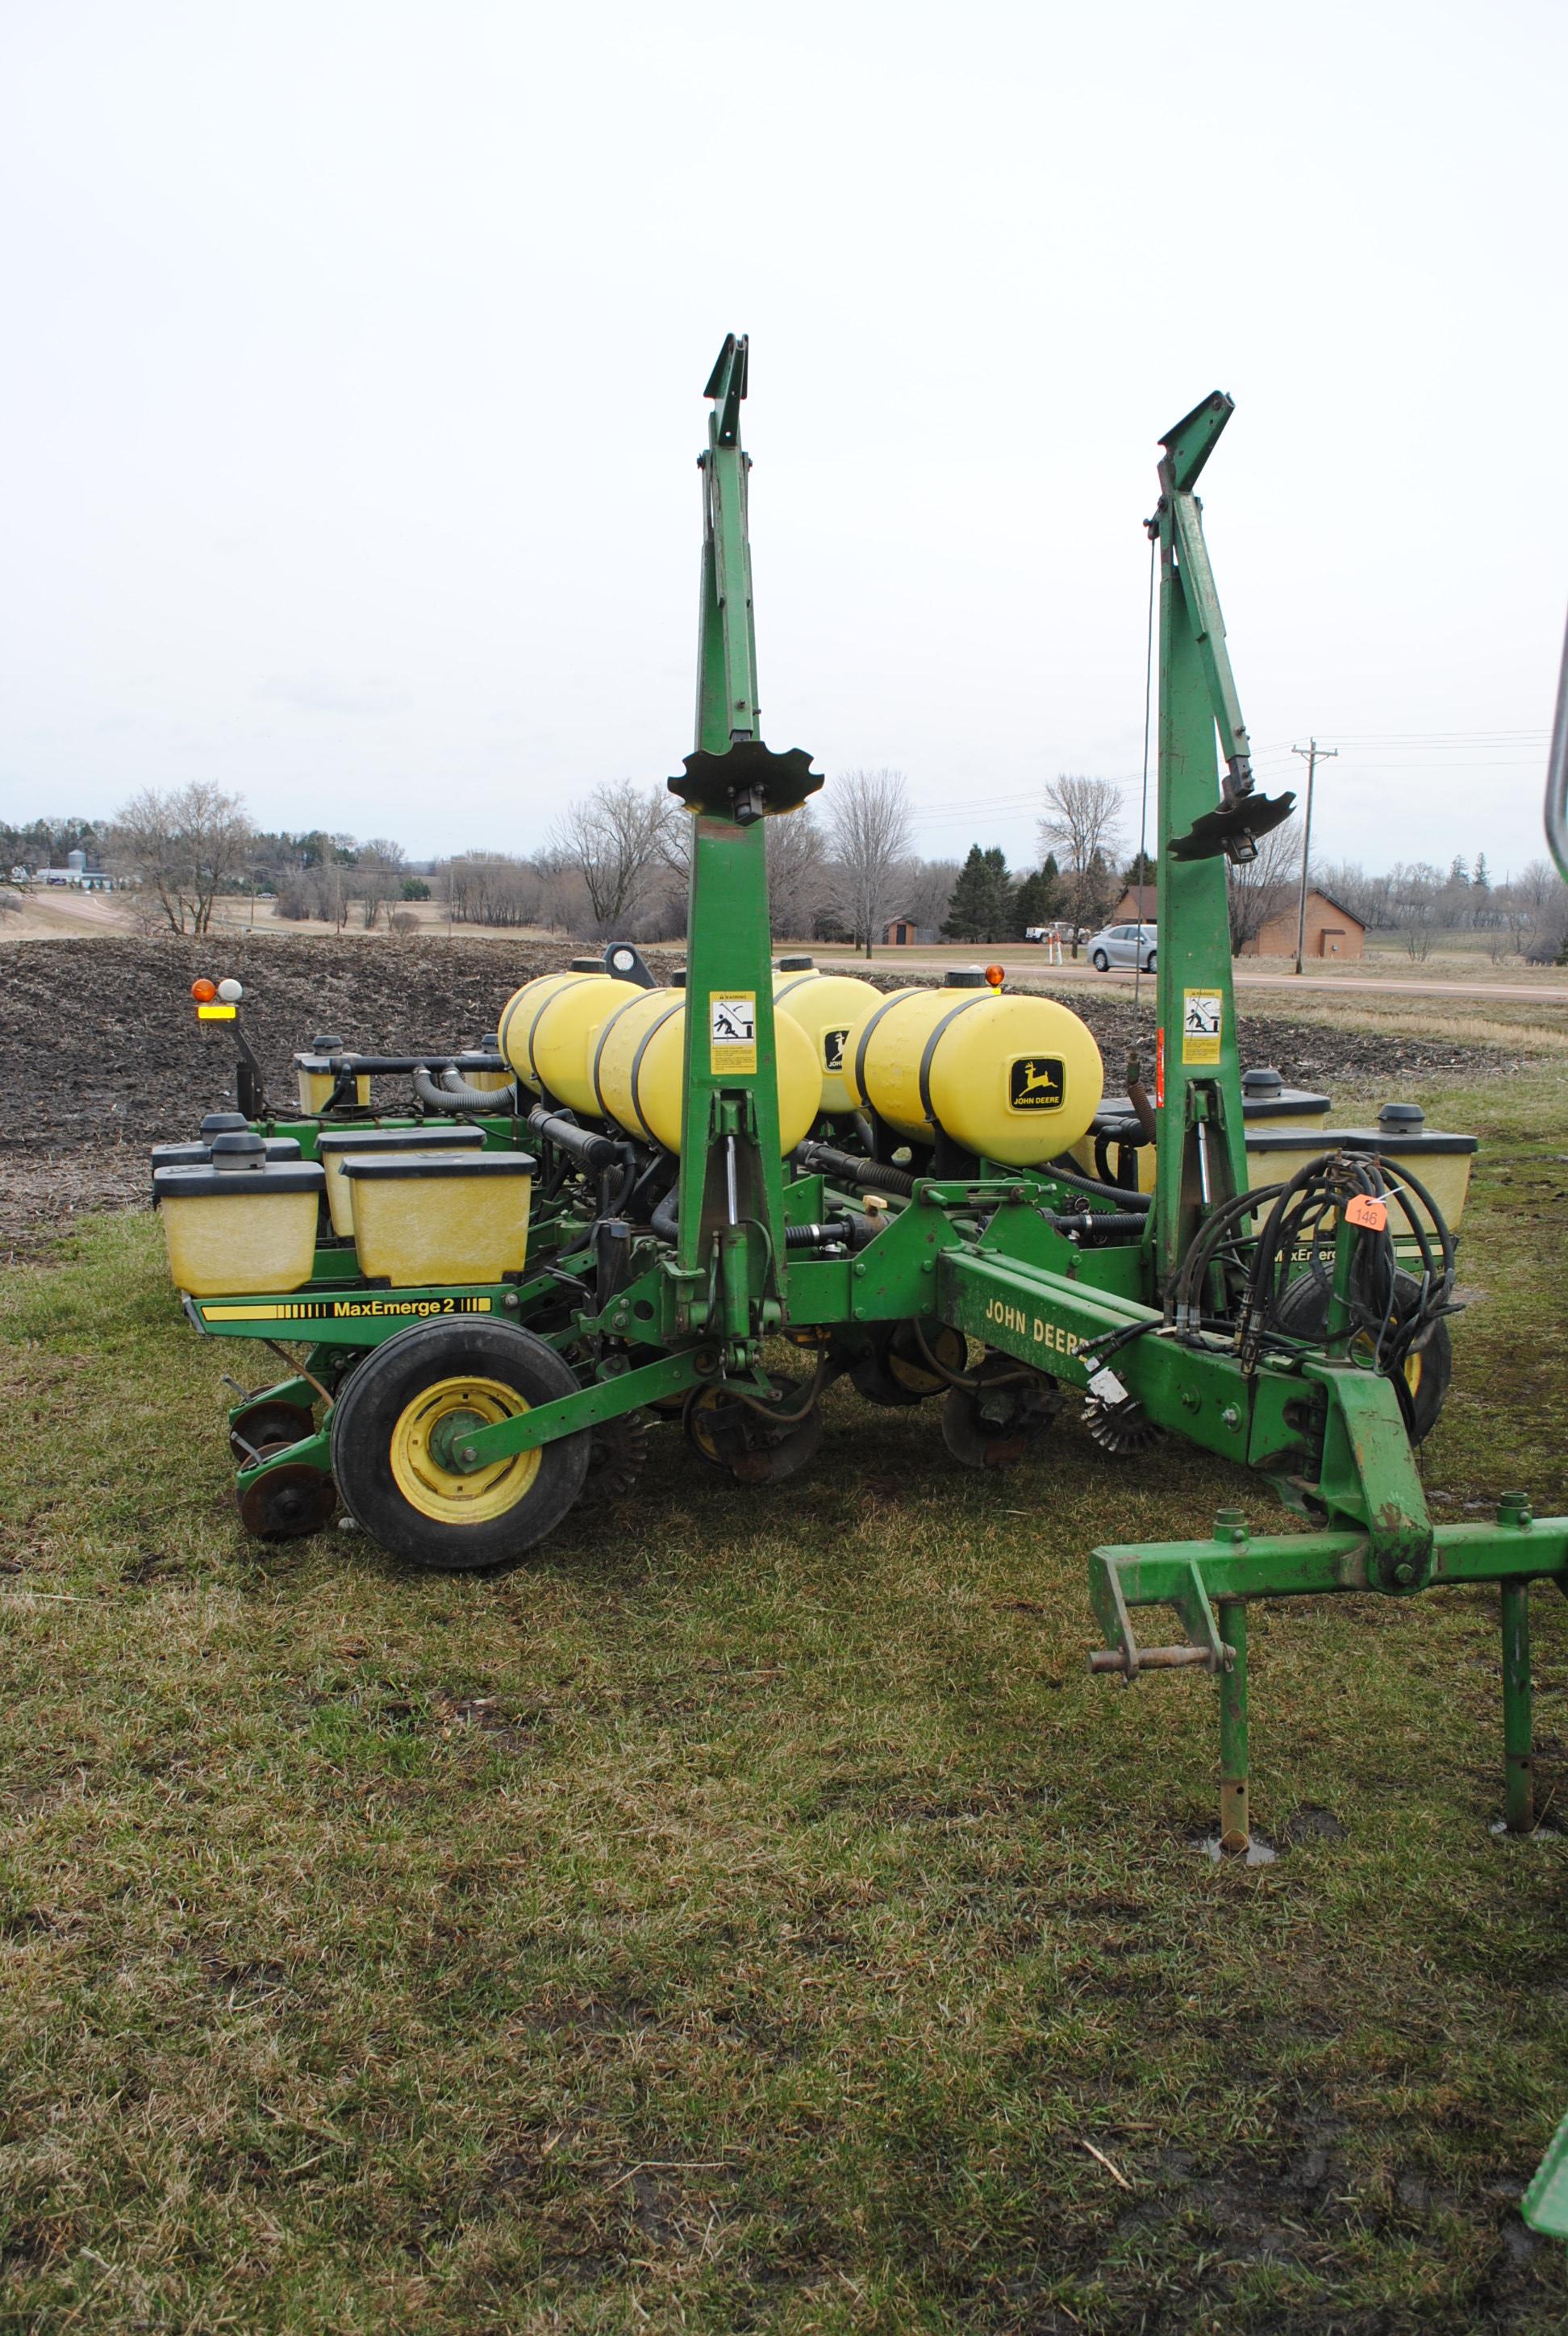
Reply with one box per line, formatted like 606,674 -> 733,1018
2,1 -> 1564,880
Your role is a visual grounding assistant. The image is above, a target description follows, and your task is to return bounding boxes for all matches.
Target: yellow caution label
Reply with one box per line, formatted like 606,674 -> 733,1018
197,1003 -> 237,1020
709,991 -> 757,1074
1182,989 -> 1223,1064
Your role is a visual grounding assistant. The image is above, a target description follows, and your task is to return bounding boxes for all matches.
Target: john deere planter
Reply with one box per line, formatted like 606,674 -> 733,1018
155,341 -> 1568,1858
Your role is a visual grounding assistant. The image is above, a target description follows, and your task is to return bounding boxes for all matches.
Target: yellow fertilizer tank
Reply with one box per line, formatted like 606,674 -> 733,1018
153,1134 -> 324,1296
590,989 -> 823,1153
846,978 -> 1103,1166
499,971 -> 643,1119
343,1152 -> 535,1286
772,958 -> 882,1115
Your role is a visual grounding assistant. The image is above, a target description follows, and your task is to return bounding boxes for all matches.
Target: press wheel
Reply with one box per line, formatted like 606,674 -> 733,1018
941,1356 -> 1057,1469
229,1397 -> 315,1465
236,1445 -> 338,1539
330,1320 -> 590,1570
683,1374 -> 824,1485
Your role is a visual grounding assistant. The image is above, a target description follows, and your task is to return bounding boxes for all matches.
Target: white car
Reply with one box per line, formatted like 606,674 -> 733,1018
1086,920 -> 1157,972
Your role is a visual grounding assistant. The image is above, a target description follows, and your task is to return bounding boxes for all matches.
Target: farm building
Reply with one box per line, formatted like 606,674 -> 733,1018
1112,882 -> 1366,959
1239,889 -> 1366,958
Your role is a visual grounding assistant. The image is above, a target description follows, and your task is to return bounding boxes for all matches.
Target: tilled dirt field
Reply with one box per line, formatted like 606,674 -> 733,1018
0,934 -> 1528,1255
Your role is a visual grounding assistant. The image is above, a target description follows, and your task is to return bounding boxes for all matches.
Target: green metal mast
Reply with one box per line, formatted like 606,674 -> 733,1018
1149,393 -> 1295,1301
666,336 -> 824,1361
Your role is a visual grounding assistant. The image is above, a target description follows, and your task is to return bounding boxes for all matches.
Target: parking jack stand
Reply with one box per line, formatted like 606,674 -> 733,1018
1500,1579 -> 1534,1835
1218,1598 -> 1249,1853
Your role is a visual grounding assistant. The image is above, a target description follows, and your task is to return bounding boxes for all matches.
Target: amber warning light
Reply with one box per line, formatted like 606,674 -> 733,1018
191,976 -> 239,1021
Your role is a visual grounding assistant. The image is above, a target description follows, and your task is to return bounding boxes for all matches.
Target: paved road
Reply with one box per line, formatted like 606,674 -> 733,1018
813,951 -> 1568,1008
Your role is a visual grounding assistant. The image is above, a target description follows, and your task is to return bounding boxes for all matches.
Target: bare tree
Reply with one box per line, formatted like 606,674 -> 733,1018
825,768 -> 913,956
1228,814 -> 1300,953
1039,775 -> 1124,936
107,782 -> 254,934
355,837 -> 407,929
1500,858 -> 1568,963
438,853 -> 547,930
766,807 -> 829,939
902,856 -> 961,936
551,779 -> 669,932
1385,861 -> 1445,960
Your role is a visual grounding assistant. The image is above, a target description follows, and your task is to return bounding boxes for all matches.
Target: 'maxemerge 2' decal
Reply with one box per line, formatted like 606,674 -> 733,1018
198,1295 -> 495,1324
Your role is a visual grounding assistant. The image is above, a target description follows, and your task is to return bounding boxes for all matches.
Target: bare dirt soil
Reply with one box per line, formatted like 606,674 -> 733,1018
0,936 -> 1533,1257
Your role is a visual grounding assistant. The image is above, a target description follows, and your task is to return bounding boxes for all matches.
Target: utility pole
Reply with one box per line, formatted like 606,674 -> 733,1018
1290,739 -> 1337,974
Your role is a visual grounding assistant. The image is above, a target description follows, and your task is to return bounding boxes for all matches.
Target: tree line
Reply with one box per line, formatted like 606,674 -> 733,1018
5,778 -> 1566,962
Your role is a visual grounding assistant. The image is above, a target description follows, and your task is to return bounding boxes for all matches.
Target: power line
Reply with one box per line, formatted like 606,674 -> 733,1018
1290,739 -> 1337,976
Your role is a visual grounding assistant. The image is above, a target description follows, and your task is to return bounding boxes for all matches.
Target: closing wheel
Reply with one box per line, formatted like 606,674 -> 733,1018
236,1445 -> 338,1539
330,1319 -> 590,1569
683,1374 -> 824,1485
941,1356 -> 1057,1469
229,1397 -> 315,1465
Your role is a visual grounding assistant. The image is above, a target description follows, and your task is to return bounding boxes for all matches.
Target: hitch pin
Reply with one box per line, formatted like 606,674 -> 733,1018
1090,1644 -> 1215,1675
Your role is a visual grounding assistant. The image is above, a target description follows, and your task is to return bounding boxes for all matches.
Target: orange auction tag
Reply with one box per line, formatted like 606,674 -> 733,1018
1345,1194 -> 1387,1232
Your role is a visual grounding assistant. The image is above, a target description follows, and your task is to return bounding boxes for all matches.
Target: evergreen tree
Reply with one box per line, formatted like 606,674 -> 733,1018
942,844 -> 1014,941
1123,848 -> 1157,886
942,845 -> 995,941
980,845 -> 1012,937
1473,853 -> 1491,892
1013,861 -> 1062,936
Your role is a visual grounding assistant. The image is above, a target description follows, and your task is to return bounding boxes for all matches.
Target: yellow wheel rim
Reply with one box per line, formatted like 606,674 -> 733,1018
388,1374 -> 540,1525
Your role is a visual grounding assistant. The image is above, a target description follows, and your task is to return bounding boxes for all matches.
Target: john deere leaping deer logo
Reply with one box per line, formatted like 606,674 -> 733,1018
1008,1055 -> 1065,1111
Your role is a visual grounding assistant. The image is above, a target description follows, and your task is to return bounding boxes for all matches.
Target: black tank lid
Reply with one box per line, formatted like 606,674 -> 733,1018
943,968 -> 990,988
209,1131 -> 268,1169
776,954 -> 815,971
199,1111 -> 249,1135
153,1159 -> 325,1199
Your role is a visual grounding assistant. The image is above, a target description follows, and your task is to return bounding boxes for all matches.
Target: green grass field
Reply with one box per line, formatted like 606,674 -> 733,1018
3,1068 -> 1567,2332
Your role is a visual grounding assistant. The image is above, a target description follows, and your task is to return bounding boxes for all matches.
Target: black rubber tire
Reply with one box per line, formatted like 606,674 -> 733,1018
329,1319 -> 590,1570
1270,1267 -> 1453,1445
1144,950 -> 1156,973
1091,949 -> 1110,971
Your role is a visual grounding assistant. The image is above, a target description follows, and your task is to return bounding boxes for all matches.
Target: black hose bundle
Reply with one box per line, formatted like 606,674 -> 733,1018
1174,1149 -> 1459,1433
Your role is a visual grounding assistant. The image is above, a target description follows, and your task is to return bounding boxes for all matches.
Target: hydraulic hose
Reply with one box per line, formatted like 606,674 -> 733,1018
793,1142 -> 915,1198
525,1104 -> 624,1173
411,1063 -> 521,1115
650,1186 -> 681,1245
1045,1210 -> 1149,1237
1047,1158 -> 1153,1212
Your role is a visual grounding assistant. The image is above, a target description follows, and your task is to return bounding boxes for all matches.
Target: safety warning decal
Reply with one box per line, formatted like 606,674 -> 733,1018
1182,989 -> 1224,1065
709,991 -> 757,1074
